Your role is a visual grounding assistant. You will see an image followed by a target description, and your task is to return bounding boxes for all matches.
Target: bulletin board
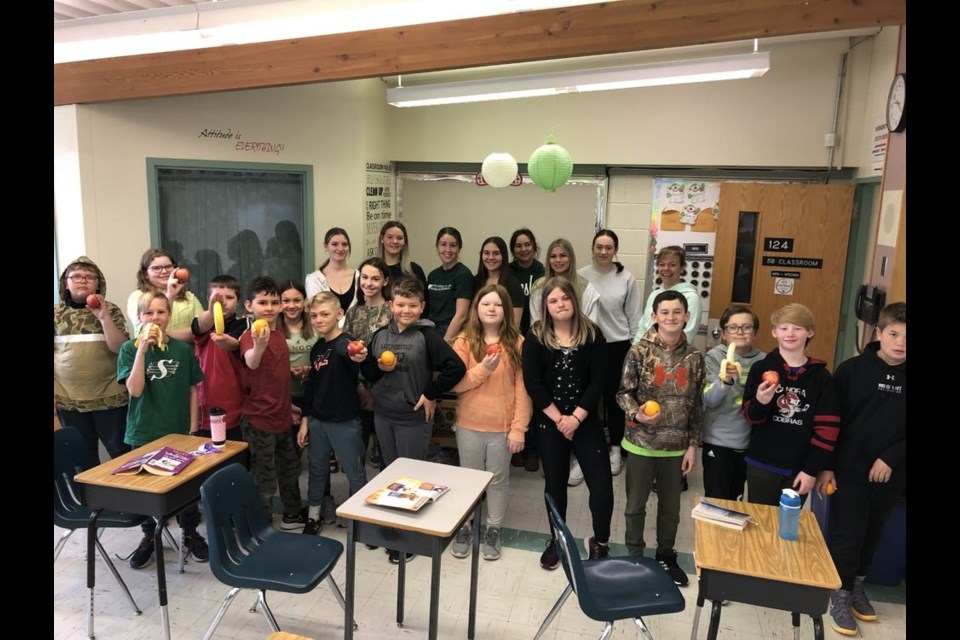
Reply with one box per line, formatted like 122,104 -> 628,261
397,173 -> 607,274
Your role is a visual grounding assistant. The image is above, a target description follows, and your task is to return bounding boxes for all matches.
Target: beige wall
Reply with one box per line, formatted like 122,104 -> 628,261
387,38 -> 873,168
55,79 -> 391,307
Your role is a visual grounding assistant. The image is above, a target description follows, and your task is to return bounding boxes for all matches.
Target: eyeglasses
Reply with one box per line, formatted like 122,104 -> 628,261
148,265 -> 176,274
67,275 -> 99,283
724,324 -> 755,334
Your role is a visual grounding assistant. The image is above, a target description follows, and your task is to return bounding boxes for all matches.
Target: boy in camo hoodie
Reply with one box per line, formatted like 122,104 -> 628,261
617,290 -> 703,587
54,256 -> 130,460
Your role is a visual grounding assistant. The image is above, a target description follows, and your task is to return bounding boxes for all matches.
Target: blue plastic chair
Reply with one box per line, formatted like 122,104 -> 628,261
535,494 -> 686,640
53,427 -> 142,617
199,463 -> 354,639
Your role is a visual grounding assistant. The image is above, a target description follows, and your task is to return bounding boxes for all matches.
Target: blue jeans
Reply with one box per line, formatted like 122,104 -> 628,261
306,417 -> 368,505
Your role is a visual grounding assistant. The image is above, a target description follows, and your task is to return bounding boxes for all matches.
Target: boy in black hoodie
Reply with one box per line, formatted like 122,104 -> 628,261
818,302 -> 906,637
742,303 -> 840,506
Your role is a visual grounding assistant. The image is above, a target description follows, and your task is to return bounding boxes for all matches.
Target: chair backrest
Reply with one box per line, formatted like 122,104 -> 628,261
53,428 -> 100,528
544,493 -> 588,596
200,463 -> 274,583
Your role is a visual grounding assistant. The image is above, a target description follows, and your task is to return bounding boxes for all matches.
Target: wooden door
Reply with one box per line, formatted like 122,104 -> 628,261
710,183 -> 854,369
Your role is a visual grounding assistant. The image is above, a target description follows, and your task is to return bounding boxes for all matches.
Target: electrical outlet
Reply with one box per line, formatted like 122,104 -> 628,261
824,133 -> 837,148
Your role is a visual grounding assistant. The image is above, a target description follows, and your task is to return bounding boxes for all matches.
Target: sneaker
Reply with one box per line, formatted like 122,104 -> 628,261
568,459 -> 584,486
609,449 -> 623,476
851,578 -> 877,621
482,526 -> 502,561
387,549 -> 415,564
586,536 -> 609,560
321,495 -> 337,524
656,550 -> 689,587
524,455 -> 540,473
829,589 -> 859,636
129,535 -> 155,569
183,532 -> 209,562
451,525 -> 471,558
540,538 -> 560,570
303,518 -> 321,536
511,452 -> 525,467
280,508 -> 307,530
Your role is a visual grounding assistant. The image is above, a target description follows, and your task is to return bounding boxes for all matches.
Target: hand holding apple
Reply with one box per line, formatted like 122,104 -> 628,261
85,294 -> 102,309
174,268 -> 190,284
482,343 -> 501,371
346,340 -> 366,359
761,370 -> 780,387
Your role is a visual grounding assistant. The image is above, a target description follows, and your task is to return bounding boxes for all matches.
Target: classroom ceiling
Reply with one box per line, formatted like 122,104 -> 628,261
54,0 -> 205,22
53,0 -> 906,106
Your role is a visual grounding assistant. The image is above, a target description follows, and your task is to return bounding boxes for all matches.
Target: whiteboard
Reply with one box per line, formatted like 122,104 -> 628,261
398,175 -> 604,277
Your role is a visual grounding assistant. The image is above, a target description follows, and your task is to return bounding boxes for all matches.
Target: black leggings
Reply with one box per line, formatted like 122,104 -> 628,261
537,415 -> 614,543
603,340 -> 631,447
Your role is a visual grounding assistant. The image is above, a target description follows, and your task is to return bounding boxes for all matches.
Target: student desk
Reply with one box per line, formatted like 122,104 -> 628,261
336,457 -> 493,640
691,499 -> 841,640
74,434 -> 248,640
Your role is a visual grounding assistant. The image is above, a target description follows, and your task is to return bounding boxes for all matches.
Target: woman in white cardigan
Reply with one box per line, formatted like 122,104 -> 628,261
305,227 -> 360,326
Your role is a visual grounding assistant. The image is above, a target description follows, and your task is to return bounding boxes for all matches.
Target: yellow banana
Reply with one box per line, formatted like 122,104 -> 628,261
135,322 -> 167,351
719,341 -> 742,382
213,301 -> 225,335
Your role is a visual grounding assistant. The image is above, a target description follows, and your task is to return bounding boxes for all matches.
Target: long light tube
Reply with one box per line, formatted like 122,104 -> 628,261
386,52 -> 770,107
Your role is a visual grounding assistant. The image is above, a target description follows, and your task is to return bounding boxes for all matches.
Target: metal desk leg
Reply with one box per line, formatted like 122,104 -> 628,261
792,611 -> 801,640
86,509 -> 102,639
345,520 -> 356,640
468,500 -> 483,639
428,537 -> 442,640
812,616 -> 824,640
155,517 -> 172,640
706,600 -> 722,640
690,584 -> 705,640
396,547 -> 406,626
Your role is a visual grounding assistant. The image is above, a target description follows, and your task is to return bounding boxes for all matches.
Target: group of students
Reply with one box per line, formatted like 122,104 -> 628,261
54,223 -> 905,637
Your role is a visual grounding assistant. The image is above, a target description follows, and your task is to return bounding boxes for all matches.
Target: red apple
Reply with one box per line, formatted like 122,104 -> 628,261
762,371 -> 780,387
173,268 -> 190,283
485,343 -> 501,356
346,340 -> 365,357
86,294 -> 102,309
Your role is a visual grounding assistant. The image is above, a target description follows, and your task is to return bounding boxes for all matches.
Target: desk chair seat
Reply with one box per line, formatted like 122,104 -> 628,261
53,427 -> 142,617
535,494 -> 685,640
200,463 -> 354,640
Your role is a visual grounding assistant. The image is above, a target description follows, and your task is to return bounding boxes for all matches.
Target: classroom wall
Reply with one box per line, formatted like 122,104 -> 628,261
55,79 -> 392,310
54,31 -> 899,319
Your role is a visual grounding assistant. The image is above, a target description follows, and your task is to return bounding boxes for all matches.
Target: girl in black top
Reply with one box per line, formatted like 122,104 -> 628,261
522,276 -> 613,570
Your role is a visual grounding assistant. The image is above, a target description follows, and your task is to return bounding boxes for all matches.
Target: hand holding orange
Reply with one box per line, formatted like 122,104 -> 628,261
379,350 -> 397,366
641,400 -> 660,417
251,318 -> 269,338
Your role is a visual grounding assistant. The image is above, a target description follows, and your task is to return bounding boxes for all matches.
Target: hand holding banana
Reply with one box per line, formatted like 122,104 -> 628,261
718,342 -> 742,383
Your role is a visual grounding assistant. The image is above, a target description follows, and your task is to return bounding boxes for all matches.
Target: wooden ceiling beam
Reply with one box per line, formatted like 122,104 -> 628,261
54,0 -> 906,105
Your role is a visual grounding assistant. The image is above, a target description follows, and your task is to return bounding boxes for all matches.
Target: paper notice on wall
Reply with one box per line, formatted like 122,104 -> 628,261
365,162 -> 395,257
871,123 -> 888,175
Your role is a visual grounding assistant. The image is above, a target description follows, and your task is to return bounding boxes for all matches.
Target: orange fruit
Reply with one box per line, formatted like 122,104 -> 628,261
825,481 -> 837,496
642,401 -> 660,417
379,350 -> 397,366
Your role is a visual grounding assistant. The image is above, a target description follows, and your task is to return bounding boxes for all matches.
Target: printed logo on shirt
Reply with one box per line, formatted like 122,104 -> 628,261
427,283 -> 454,292
774,389 -> 810,424
312,347 -> 333,370
652,364 -> 689,389
146,359 -> 181,381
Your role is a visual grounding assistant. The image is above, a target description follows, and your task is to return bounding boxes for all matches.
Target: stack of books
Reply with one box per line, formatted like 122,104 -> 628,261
691,498 -> 752,531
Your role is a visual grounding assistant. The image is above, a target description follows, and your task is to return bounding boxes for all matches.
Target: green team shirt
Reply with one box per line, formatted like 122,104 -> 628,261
117,338 -> 204,447
426,263 -> 473,324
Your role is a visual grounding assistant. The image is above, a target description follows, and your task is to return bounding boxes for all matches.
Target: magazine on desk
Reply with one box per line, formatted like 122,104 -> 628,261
112,446 -> 196,476
365,476 -> 450,512
691,498 -> 752,530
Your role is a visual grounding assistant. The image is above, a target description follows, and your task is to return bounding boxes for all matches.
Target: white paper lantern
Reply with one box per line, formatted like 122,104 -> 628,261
481,153 -> 519,188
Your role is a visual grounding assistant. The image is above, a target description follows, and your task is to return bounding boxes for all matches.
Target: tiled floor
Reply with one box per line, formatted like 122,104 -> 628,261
54,450 -> 906,639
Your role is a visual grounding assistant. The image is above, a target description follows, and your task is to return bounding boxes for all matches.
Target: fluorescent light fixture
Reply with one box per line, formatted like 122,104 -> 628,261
387,52 -> 770,107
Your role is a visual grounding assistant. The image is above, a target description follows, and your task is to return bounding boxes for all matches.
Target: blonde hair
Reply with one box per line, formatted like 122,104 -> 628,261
137,290 -> 171,316
532,238 -> 589,297
309,291 -> 342,312
460,284 -> 522,368
531,277 -> 597,350
770,303 -> 815,339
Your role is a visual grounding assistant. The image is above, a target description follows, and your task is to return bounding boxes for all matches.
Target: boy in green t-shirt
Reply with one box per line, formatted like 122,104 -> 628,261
117,291 -> 205,570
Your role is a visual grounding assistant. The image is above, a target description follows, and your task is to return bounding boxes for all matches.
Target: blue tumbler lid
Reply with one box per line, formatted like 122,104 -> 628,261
780,488 -> 801,507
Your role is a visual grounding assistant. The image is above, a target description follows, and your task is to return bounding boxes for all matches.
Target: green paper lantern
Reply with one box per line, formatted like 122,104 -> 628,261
528,138 -> 573,193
